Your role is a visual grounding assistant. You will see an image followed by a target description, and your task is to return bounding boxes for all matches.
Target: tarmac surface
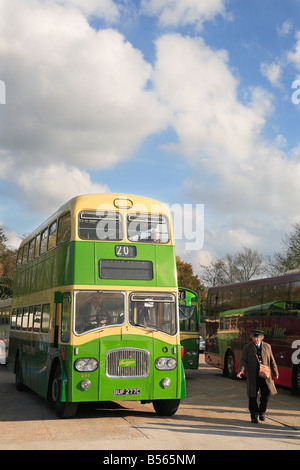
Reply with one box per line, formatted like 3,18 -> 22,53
0,355 -> 299,451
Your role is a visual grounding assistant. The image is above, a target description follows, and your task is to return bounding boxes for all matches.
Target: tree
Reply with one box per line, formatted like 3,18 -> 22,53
268,222 -> 300,274
0,228 -> 17,299
200,246 -> 266,287
176,256 -> 202,292
176,256 -> 207,319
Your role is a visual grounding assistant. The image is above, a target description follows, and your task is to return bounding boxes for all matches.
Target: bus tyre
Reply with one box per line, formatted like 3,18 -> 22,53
50,364 -> 78,419
15,355 -> 26,391
224,351 -> 236,380
152,399 -> 180,416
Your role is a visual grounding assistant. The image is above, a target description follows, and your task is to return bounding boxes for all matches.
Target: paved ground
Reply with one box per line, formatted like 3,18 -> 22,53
0,355 -> 299,450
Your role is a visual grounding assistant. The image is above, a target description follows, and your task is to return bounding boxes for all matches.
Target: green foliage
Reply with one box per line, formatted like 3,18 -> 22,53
270,222 -> 300,274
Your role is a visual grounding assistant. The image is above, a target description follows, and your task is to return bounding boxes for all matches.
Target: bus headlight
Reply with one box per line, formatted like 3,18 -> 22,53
74,358 -> 99,372
155,357 -> 177,371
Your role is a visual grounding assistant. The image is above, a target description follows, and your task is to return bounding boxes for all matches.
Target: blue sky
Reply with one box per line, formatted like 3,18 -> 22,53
1,0 -> 300,276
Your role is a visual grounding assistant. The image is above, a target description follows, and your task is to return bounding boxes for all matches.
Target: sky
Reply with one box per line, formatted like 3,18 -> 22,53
1,0 -> 300,277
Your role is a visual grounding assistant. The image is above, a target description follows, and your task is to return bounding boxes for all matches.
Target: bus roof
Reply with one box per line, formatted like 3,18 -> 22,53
207,271 -> 300,293
19,193 -> 173,247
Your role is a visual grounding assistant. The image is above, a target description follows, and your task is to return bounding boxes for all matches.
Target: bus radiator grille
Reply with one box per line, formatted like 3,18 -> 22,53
105,348 -> 150,378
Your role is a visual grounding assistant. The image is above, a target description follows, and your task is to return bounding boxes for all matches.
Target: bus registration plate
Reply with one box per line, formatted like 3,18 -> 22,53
113,388 -> 141,396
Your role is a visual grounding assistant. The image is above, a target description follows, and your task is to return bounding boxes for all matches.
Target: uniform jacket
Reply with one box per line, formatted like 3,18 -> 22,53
238,341 -> 278,397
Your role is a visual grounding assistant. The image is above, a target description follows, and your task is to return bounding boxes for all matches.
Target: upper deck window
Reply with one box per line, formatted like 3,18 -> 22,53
57,212 -> 71,244
40,228 -> 48,255
48,221 -> 57,251
78,211 -> 123,241
28,238 -> 35,262
16,247 -> 23,268
127,214 -> 169,243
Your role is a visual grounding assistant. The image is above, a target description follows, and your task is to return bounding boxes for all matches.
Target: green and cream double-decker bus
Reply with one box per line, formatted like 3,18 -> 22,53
179,288 -> 201,369
7,193 -> 186,418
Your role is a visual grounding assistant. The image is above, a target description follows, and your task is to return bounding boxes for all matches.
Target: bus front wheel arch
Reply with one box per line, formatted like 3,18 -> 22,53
49,361 -> 78,419
224,350 -> 237,380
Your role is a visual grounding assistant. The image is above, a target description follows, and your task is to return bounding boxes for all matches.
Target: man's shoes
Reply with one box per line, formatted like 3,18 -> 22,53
259,414 -> 266,421
251,416 -> 258,423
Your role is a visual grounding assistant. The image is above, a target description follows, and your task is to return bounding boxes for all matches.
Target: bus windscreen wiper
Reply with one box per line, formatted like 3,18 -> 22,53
131,322 -> 159,331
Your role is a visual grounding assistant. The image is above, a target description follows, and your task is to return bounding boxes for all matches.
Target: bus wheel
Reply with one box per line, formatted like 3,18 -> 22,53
15,355 -> 26,391
152,399 -> 180,416
224,351 -> 236,380
50,364 -> 78,419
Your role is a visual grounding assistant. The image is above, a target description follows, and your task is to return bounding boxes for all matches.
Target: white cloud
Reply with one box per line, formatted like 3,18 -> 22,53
151,34 -> 300,261
1,0 -> 299,267
276,20 -> 293,37
260,61 -> 283,88
0,0 -> 171,213
1,162 -> 108,214
0,0 -> 169,171
0,228 -> 22,250
153,34 -> 272,164
141,0 -> 227,28
56,0 -> 120,22
19,164 -> 109,212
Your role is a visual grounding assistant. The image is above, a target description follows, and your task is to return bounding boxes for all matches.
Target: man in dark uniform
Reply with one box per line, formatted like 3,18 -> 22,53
237,329 -> 279,423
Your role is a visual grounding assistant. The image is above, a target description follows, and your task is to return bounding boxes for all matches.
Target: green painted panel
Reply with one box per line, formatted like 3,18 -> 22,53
69,334 -> 182,403
13,241 -> 177,299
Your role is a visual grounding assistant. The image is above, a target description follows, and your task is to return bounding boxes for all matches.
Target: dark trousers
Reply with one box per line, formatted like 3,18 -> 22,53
249,377 -> 270,417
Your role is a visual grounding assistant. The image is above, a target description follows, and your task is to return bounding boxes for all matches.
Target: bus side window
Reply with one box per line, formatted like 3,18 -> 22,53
33,305 -> 42,332
48,221 -> 57,251
11,309 -> 16,329
263,283 -> 289,304
34,234 -> 41,258
41,304 -> 50,333
28,238 -> 35,262
40,228 -> 48,255
22,307 -> 29,330
16,248 -> 23,269
22,244 -> 29,265
16,308 -> 22,330
57,212 -> 71,245
28,306 -> 34,331
61,293 -> 71,343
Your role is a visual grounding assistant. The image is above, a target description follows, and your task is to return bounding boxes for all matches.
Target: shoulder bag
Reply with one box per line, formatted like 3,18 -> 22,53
253,347 -> 271,379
